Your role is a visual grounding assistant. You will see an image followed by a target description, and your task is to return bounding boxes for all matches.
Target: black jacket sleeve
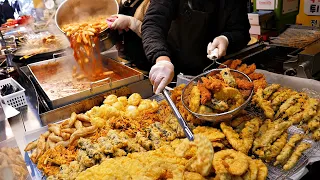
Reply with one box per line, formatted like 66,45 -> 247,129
141,0 -> 176,64
221,0 -> 251,53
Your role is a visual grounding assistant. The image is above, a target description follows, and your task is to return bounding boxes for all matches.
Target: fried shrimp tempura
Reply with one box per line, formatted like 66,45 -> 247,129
221,118 -> 260,154
248,73 -> 264,81
252,88 -> 274,119
236,64 -> 247,72
243,64 -> 256,75
235,78 -> 254,90
213,149 -> 249,177
189,86 -> 201,112
197,81 -> 212,105
274,134 -> 304,166
229,59 -> 242,69
262,84 -> 281,100
283,142 -> 311,170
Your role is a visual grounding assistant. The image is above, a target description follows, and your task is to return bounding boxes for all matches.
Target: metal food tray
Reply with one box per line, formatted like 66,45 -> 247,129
27,55 -> 144,109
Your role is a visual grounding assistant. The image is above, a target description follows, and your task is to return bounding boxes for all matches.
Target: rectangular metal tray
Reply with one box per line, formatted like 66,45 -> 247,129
27,55 -> 144,109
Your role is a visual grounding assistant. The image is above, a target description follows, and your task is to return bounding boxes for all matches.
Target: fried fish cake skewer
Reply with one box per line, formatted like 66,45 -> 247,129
262,84 -> 281,100
283,142 -> 311,170
274,134 -> 304,166
264,132 -> 288,162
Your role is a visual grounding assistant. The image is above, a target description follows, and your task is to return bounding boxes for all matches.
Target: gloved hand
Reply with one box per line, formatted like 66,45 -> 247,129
207,35 -> 229,59
106,14 -> 142,37
149,59 -> 174,94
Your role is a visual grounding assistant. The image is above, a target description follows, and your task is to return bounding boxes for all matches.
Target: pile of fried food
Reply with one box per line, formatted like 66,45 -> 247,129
219,59 -> 267,92
253,84 -> 320,142
61,16 -> 109,80
24,82 -> 316,179
0,147 -> 29,180
187,68 -> 252,115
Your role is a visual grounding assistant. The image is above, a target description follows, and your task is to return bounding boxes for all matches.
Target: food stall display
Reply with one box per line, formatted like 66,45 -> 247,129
19,57 -> 319,179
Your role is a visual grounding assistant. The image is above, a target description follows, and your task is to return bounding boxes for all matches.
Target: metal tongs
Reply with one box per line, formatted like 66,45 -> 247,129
162,87 -> 194,141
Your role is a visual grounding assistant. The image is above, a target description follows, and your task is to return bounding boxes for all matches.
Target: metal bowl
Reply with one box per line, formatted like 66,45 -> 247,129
181,69 -> 254,123
55,0 -> 119,33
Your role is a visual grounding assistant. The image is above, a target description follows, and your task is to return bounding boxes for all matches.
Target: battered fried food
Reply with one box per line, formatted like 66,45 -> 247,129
197,81 -> 212,105
193,126 -> 225,142
283,142 -> 311,170
236,64 -> 247,72
252,88 -> 274,119
235,78 -> 254,90
281,101 -> 304,119
253,78 -> 267,92
221,118 -> 260,154
198,105 -> 214,114
262,84 -> 281,100
230,115 -> 251,128
213,149 -> 249,177
312,127 -> 320,141
271,89 -> 297,110
214,87 -> 244,110
229,59 -> 242,69
219,60 -> 233,68
264,132 -> 288,162
274,134 -> 304,166
206,99 -> 229,112
255,159 -> 268,180
290,98 -> 319,124
220,68 -> 237,87
201,76 -> 224,92
307,107 -> 320,132
70,126 -> 98,145
242,157 -> 258,180
189,86 -> 201,112
275,93 -> 307,119
257,121 -> 292,152
253,119 -> 273,154
248,73 -> 264,81
243,64 -> 256,75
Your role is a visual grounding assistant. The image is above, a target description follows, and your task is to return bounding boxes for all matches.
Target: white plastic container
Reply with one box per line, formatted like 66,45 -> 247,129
0,78 -> 27,109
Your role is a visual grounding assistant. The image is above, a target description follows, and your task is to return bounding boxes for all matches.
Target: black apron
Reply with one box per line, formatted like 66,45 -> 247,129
167,0 -> 223,76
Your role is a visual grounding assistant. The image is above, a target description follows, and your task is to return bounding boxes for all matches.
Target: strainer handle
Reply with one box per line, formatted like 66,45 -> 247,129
162,89 -> 194,141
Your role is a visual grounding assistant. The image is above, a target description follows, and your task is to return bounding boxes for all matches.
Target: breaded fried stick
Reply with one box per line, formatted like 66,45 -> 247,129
253,88 -> 274,119
283,142 -> 311,170
274,134 -> 304,166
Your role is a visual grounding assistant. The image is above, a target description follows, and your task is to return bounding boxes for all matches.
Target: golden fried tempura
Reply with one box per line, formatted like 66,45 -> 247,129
201,76 -> 224,92
275,93 -> 308,119
308,107 -> 320,132
274,134 -> 304,166
242,157 -> 258,180
220,68 -> 237,87
219,59 -> 233,68
255,159 -> 268,180
235,78 -> 254,90
283,142 -> 311,170
301,98 -> 319,123
312,127 -> 320,141
252,88 -> 274,119
221,118 -> 260,154
214,87 -> 244,110
262,84 -> 281,100
189,86 -> 201,112
264,132 -> 288,162
193,126 -> 225,142
237,64 -> 247,72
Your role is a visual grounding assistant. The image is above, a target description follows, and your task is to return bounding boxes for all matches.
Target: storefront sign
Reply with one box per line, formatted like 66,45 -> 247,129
256,0 -> 275,10
282,0 -> 299,14
304,0 -> 320,15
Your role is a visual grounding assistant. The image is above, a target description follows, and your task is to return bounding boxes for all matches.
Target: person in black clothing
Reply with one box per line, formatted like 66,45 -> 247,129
142,0 -> 251,94
2,0 -> 14,21
12,0 -> 21,13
